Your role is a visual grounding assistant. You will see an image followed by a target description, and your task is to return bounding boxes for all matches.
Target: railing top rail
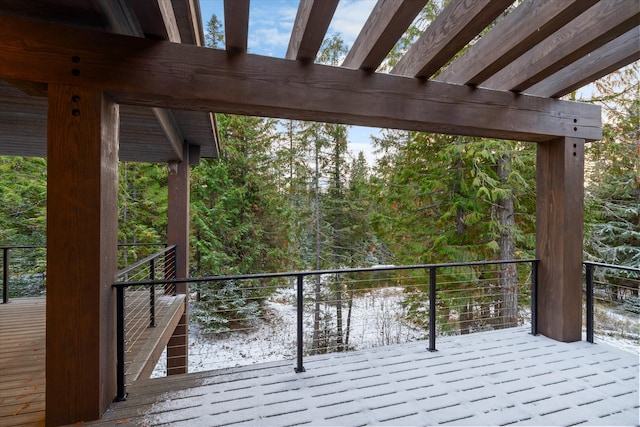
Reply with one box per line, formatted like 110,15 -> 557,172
116,244 -> 177,278
1,242 -> 166,250
118,242 -> 167,247
113,258 -> 539,288
583,261 -> 640,274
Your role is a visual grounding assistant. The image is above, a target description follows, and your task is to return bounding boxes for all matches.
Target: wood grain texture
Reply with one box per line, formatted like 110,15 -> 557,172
152,107 -> 184,161
172,0 -> 204,46
125,293 -> 186,381
392,0 -> 512,79
527,27 -> 640,98
342,0 -> 427,71
224,0 -> 249,53
0,294 -> 186,426
483,0 -> 640,92
286,0 -> 339,61
46,84 -> 119,425
0,297 -> 45,427
166,151 -> 190,375
0,16 -> 602,142
536,137 -> 585,342
437,0 -> 599,86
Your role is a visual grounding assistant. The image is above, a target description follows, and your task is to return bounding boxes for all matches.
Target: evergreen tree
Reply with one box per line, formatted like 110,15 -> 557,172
584,66 -> 639,302
372,130 -> 536,333
0,157 -> 47,245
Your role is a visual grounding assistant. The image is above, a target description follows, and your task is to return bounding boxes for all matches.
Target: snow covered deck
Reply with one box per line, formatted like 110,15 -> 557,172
90,327 -> 638,426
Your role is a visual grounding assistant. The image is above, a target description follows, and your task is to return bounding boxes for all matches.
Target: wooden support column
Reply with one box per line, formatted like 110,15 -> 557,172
536,137 -> 585,342
167,145 -> 189,375
46,84 -> 119,425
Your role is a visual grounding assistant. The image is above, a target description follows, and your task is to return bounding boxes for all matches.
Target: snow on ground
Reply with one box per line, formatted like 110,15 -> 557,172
152,287 -> 425,377
151,287 -> 639,378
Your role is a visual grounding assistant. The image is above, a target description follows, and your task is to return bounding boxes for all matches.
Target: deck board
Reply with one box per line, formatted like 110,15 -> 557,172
2,296 -> 638,427
0,297 -> 45,427
89,328 -> 638,427
0,294 -> 185,427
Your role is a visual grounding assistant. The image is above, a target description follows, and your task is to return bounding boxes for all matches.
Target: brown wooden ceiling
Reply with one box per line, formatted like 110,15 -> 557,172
0,0 -> 219,162
0,0 -> 638,161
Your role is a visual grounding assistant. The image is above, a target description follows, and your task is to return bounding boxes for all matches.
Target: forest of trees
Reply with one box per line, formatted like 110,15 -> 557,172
1,11 -> 638,346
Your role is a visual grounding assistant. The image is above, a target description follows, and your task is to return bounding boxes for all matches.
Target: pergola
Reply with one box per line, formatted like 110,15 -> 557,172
0,0 -> 638,425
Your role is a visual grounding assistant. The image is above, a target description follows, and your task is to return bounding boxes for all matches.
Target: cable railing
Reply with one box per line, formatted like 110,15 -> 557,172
1,245 -> 46,303
113,259 -> 538,400
114,244 -> 177,399
0,243 -> 167,303
583,262 -> 639,349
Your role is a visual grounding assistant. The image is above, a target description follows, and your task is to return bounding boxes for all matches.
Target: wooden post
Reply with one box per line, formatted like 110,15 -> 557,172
46,84 -> 119,425
167,146 -> 189,375
536,137 -> 584,342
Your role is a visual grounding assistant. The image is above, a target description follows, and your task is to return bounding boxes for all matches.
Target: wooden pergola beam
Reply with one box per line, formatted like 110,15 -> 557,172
483,0 -> 640,92
527,27 -> 640,98
97,0 -> 184,161
391,0 -> 512,79
224,0 -> 250,53
342,0 -> 427,72
437,0 -> 599,86
286,0 -> 339,61
0,16 -> 602,142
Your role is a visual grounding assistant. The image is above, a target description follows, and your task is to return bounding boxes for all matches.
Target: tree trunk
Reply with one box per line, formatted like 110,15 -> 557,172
460,300 -> 472,334
498,153 -> 518,327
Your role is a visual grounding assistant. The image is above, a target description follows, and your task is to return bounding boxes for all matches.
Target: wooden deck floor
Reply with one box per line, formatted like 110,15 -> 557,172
88,328 -> 639,427
0,293 -> 185,427
0,297 -> 45,426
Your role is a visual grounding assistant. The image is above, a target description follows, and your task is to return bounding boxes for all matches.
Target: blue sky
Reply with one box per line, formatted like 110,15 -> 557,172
198,0 -> 383,164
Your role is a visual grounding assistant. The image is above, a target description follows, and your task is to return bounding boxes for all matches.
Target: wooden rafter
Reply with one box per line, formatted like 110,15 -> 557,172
391,0 -> 512,79
173,0 -> 205,46
482,0 -> 640,92
527,27 -> 640,98
224,0 -> 250,53
97,0 -> 185,161
157,0 -> 182,43
152,107 -> 185,161
342,0 -> 427,72
286,0 -> 339,61
94,0 -> 144,36
437,0 -> 599,86
0,16 -> 602,143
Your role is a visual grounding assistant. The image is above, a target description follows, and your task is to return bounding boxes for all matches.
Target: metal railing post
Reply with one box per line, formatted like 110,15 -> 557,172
295,274 -> 306,373
114,286 -> 127,401
149,258 -> 156,327
429,267 -> 437,352
2,248 -> 8,304
585,263 -> 594,343
531,260 -> 538,336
